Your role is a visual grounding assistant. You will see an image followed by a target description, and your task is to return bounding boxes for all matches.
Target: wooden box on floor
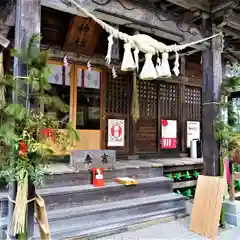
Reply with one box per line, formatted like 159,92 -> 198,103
189,175 -> 225,239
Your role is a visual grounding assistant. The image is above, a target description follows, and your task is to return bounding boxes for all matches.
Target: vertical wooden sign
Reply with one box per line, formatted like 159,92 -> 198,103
190,175 -> 225,239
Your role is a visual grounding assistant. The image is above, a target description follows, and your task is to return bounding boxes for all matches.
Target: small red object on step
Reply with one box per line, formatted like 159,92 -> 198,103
92,168 -> 104,187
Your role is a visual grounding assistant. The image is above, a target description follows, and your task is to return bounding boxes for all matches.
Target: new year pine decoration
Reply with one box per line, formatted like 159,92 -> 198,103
65,0 -> 222,80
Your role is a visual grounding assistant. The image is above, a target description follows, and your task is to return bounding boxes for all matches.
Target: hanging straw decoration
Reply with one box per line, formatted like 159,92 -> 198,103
0,53 -> 5,109
11,170 -> 29,236
121,43 -> 135,71
65,0 -> 222,80
139,53 -> 157,80
131,70 -> 140,122
158,52 -> 171,78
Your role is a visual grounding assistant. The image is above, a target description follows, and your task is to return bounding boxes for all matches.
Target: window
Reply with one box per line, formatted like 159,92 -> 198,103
75,66 -> 101,130
44,61 -> 73,128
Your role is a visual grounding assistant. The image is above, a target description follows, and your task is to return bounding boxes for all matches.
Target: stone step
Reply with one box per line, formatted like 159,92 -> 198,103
43,162 -> 163,188
0,177 -> 173,218
53,208 -> 186,240
42,176 -> 173,211
33,193 -> 186,239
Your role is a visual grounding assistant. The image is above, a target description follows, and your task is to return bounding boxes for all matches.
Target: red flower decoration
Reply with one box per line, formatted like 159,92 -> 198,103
19,140 -> 27,155
161,119 -> 168,127
41,128 -> 56,144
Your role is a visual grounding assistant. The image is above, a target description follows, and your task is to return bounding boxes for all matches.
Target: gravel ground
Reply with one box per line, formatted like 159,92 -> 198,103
98,217 -> 240,240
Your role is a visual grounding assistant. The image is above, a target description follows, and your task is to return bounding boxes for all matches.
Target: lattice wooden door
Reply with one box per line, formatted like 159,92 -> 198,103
136,79 -> 158,152
104,71 -> 131,154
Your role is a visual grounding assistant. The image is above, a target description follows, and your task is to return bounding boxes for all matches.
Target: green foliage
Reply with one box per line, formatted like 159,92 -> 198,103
0,34 -> 79,186
235,180 -> 240,190
234,164 -> 240,172
215,75 -> 240,160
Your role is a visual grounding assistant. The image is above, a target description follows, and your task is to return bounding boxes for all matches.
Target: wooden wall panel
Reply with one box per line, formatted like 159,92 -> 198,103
186,61 -> 202,86
136,80 -> 157,152
46,129 -> 101,156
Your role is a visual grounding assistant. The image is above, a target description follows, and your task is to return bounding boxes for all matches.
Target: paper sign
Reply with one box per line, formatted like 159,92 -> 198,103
108,119 -> 124,147
48,63 -> 71,86
161,119 -> 177,149
187,121 -> 200,148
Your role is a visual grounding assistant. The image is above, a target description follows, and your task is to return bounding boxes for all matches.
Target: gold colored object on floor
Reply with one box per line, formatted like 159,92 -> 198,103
115,177 -> 138,186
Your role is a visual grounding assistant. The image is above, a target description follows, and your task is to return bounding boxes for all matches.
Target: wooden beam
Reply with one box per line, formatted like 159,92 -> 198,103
225,11 -> 240,30
10,0 -> 41,238
41,44 -> 121,67
164,0 -> 210,12
63,15 -> 101,56
212,1 -> 237,14
42,0 -> 204,44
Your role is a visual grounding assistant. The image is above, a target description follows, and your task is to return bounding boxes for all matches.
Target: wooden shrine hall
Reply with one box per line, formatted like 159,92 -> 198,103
1,0 -> 240,174
1,1 -> 240,239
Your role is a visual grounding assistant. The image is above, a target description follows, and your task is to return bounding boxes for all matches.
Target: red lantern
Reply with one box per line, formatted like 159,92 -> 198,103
92,168 -> 104,187
161,119 -> 168,127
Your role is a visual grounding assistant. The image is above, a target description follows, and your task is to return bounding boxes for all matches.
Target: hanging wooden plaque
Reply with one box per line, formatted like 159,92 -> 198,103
64,16 -> 101,56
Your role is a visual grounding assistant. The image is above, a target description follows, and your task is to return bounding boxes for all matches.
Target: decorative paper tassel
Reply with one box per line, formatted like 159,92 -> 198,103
133,47 -> 139,71
11,170 -> 28,236
112,66 -> 117,79
157,52 -> 171,78
87,60 -> 92,71
105,34 -> 114,65
139,53 -> 157,80
131,71 -> 139,122
173,50 -> 180,76
121,43 -> 135,71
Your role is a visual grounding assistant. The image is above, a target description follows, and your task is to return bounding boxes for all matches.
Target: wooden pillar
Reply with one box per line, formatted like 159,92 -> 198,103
8,0 -> 41,238
202,21 -> 222,176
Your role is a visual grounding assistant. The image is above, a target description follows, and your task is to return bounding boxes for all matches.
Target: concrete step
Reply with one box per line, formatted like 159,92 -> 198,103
33,193 -> 186,239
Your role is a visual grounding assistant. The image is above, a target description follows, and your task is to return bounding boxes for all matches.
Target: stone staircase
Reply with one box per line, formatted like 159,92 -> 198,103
0,161 -> 187,239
